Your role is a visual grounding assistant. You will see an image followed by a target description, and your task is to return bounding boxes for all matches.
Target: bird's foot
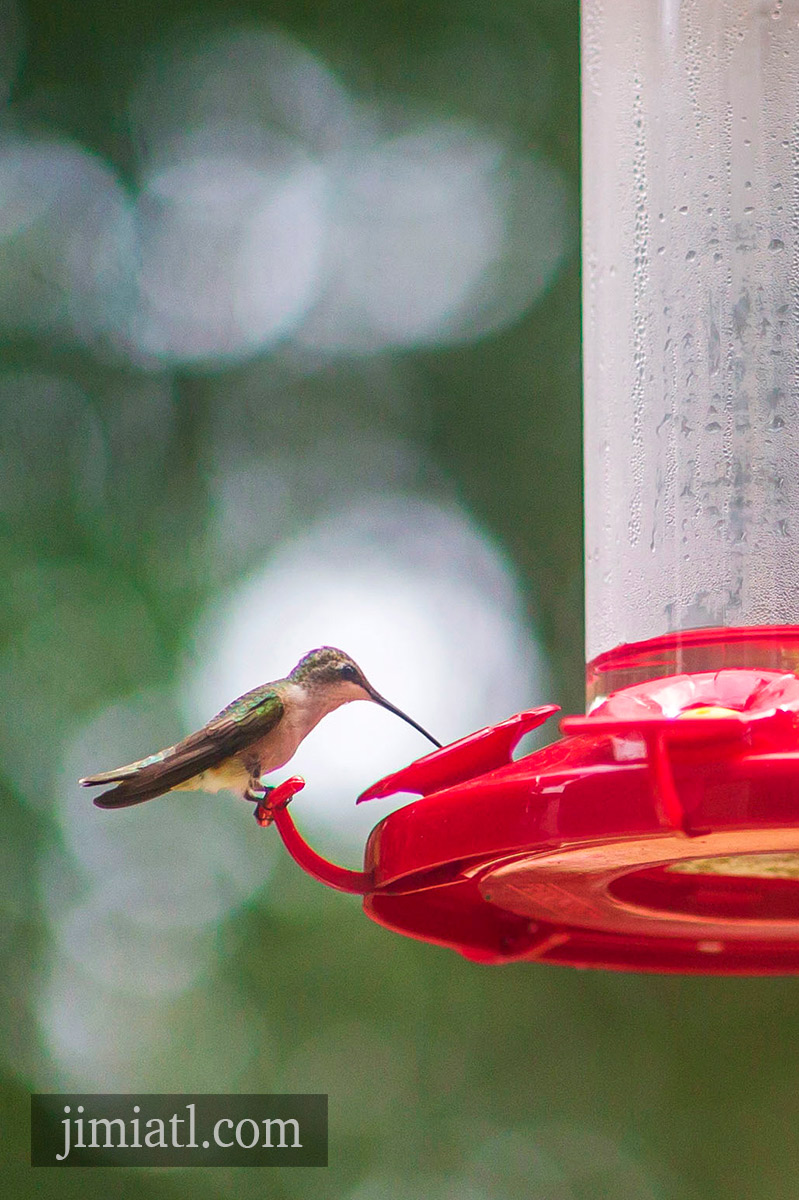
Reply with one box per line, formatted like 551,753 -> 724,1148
251,776 -> 305,827
245,784 -> 274,805
244,783 -> 275,827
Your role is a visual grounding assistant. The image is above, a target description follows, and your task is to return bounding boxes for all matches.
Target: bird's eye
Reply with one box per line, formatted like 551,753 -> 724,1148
339,664 -> 358,681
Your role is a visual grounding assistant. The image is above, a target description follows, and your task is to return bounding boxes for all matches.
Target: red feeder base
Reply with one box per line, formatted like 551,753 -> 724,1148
270,666 -> 799,974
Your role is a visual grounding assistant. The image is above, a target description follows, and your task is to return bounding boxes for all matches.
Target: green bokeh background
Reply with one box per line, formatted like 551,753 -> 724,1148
3,2 -> 798,1198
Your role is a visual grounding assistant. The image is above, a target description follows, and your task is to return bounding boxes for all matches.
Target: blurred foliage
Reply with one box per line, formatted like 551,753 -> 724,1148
3,3 -> 795,1200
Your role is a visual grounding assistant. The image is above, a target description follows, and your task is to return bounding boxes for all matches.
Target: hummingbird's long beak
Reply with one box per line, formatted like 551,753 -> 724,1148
366,687 -> 442,749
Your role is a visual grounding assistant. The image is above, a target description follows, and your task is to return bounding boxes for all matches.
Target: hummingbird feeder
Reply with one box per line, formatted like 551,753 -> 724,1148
268,0 -> 799,973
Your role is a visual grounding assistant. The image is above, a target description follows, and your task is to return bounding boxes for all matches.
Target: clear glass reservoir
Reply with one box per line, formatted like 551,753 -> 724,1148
582,0 -> 799,689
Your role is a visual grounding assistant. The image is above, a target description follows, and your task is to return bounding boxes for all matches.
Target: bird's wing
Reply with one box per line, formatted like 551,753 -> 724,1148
81,686 -> 284,809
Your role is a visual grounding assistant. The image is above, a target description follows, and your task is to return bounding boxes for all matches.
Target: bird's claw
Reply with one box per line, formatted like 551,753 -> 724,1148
254,795 -> 293,827
251,776 -> 305,827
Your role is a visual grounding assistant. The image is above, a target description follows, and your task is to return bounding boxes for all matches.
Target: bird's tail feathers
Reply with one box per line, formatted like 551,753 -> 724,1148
91,781 -> 169,809
79,766 -> 139,787
81,738 -> 217,809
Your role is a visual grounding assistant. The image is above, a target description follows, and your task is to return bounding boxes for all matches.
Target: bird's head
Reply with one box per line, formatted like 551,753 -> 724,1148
289,646 -> 441,748
290,646 -> 373,697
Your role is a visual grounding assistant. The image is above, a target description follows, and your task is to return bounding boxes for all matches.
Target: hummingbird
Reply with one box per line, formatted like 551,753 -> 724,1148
80,646 -> 441,822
